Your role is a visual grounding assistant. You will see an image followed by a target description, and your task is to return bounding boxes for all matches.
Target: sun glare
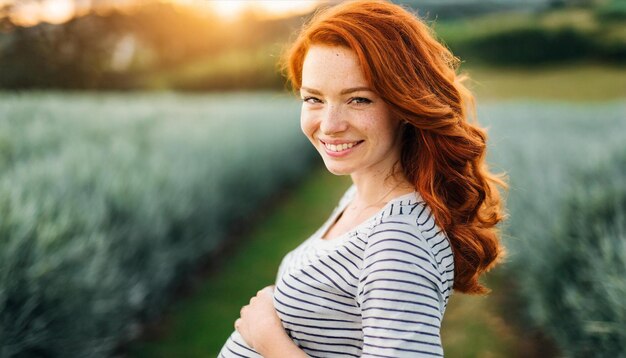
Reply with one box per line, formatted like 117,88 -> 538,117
41,0 -> 75,24
210,1 -> 247,19
187,0 -> 320,20
10,0 -> 76,26
6,0 -> 322,27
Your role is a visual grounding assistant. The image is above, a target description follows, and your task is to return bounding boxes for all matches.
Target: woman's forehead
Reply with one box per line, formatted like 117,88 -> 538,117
301,45 -> 370,93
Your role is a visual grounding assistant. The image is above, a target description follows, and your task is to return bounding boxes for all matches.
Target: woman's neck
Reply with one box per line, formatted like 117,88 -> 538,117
350,168 -> 414,207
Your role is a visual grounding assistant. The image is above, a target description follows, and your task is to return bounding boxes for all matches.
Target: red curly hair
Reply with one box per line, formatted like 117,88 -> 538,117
282,0 -> 508,294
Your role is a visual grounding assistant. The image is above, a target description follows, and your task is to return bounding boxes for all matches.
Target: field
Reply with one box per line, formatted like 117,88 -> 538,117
0,92 -> 315,357
1,64 -> 625,357
465,64 -> 626,101
128,98 -> 625,357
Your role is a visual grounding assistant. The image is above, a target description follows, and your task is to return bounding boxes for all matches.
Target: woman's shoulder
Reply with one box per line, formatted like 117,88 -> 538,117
339,185 -> 453,266
364,191 -> 454,279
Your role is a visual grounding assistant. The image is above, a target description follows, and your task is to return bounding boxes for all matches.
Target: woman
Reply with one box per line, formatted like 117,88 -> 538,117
219,0 -> 507,357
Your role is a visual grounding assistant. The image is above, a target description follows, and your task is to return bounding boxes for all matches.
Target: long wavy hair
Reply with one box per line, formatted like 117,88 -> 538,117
281,0 -> 508,295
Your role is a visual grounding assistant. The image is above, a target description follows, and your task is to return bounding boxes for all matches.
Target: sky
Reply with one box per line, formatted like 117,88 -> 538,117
1,0 -> 322,27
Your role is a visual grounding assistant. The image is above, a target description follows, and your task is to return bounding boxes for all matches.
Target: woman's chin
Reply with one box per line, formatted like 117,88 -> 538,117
322,161 -> 353,176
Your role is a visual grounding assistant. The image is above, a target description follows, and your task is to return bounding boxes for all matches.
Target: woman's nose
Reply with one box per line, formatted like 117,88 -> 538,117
320,104 -> 347,134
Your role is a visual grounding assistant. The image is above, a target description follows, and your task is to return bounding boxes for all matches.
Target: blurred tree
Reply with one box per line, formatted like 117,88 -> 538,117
0,14 -> 122,88
0,1 -> 303,90
0,3 -> 14,32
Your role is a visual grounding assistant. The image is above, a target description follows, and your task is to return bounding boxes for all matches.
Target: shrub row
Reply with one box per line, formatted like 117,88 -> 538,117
596,0 -> 626,21
477,101 -> 626,356
525,149 -> 626,357
0,92 -> 315,357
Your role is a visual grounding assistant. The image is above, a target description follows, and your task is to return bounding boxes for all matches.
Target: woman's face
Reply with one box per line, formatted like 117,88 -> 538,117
300,45 -> 403,178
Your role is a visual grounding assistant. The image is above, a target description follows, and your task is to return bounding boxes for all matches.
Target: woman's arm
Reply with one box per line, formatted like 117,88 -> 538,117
236,285 -> 309,358
357,225 -> 448,357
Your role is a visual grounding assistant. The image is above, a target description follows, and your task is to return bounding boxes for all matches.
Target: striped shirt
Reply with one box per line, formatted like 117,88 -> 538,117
219,185 -> 455,357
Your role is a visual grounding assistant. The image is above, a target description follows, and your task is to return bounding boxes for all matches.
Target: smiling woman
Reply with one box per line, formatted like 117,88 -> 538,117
218,1 -> 509,357
300,45 -> 402,177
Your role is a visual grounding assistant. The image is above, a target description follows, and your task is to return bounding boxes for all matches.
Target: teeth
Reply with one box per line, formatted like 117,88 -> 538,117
324,141 -> 358,152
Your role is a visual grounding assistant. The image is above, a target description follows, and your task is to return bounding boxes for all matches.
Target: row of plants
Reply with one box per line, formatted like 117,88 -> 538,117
0,92 -> 315,357
478,100 -> 626,357
532,149 -> 626,356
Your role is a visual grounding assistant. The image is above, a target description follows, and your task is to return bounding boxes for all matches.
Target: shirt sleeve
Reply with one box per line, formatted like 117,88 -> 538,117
357,222 -> 445,357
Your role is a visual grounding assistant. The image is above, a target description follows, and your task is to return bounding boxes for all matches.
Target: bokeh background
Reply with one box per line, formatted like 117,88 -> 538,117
0,0 -> 624,357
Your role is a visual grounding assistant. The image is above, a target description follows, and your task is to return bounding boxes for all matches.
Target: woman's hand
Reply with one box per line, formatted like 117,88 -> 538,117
235,285 -> 292,356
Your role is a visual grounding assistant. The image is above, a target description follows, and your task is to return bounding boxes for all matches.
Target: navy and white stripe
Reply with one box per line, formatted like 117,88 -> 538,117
219,185 -> 455,357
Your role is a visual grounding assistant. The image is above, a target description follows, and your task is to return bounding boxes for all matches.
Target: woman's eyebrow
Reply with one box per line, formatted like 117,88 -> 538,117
300,86 -> 322,95
300,86 -> 373,95
340,86 -> 372,95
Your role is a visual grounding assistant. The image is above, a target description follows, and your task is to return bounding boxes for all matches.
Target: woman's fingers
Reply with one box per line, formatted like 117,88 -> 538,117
237,286 -> 276,331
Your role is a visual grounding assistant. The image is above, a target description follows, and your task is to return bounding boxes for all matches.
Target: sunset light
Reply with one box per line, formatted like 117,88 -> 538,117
170,0 -> 321,20
210,0 -> 321,19
11,0 -> 77,26
3,0 -> 322,27
41,0 -> 75,24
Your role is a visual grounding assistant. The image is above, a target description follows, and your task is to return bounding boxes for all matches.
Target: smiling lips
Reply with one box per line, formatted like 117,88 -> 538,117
321,139 -> 363,154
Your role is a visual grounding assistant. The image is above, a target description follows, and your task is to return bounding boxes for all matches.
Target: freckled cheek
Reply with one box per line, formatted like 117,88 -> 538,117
358,118 -> 377,142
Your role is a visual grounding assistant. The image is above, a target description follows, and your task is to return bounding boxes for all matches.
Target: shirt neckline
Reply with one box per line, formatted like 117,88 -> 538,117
311,188 -> 418,248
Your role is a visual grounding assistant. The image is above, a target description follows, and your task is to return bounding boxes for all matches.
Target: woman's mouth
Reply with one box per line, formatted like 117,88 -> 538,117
320,140 -> 364,157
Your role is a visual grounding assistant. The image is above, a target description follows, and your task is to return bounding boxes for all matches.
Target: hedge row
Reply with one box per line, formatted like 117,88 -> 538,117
527,149 -> 626,357
477,100 -> 626,357
0,92 -> 315,357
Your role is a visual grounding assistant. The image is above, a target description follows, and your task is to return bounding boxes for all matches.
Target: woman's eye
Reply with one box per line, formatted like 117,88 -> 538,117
302,96 -> 322,104
350,97 -> 372,105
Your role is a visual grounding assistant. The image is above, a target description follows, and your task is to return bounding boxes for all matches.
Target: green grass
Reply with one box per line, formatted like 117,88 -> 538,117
465,64 -> 626,102
442,273 -> 518,358
441,271 -> 561,358
144,44 -> 286,91
127,167 -> 352,357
